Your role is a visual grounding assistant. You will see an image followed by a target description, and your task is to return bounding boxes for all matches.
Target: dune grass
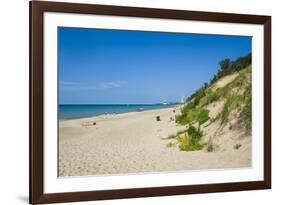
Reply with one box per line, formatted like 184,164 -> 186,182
176,125 -> 204,152
176,129 -> 188,136
176,107 -> 210,126
199,88 -> 222,107
241,84 -> 252,131
178,136 -> 204,151
219,69 -> 252,125
220,94 -> 244,124
169,57 -> 252,152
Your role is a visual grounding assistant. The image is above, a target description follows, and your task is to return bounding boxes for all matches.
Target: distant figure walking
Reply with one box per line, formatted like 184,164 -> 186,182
156,116 -> 161,121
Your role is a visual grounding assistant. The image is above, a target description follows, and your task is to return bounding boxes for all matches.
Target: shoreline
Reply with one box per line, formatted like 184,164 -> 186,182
59,104 -> 180,122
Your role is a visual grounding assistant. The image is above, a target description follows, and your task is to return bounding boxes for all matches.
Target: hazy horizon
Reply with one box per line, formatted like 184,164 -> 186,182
58,27 -> 251,104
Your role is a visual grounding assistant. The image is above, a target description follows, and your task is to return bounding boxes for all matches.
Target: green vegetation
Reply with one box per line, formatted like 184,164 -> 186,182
164,125 -> 204,152
220,94 -> 244,124
166,53 -> 252,152
211,53 -> 251,84
204,117 -> 217,128
166,142 -> 176,148
199,89 -> 222,107
176,107 -> 210,126
176,129 -> 188,136
241,84 -> 252,131
206,140 -> 214,152
219,70 -> 252,125
167,134 -> 177,139
177,125 -> 204,152
177,64 -> 252,127
234,143 -> 242,150
187,125 -> 203,141
179,136 -> 204,151
197,109 -> 210,127
187,53 -> 251,102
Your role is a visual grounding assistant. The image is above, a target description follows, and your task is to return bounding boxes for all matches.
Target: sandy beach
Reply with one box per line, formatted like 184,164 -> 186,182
59,106 -> 251,177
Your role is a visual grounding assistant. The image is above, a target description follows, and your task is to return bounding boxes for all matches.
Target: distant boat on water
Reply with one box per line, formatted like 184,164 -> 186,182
161,100 -> 169,105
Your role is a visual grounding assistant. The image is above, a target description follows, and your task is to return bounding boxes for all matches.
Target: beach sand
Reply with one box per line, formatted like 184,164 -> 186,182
59,107 -> 251,177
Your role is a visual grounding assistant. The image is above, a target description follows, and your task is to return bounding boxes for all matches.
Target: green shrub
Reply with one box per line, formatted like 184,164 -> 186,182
178,136 -> 204,151
176,108 -> 210,126
181,99 -> 197,113
187,125 -> 203,141
199,89 -> 222,107
197,109 -> 210,126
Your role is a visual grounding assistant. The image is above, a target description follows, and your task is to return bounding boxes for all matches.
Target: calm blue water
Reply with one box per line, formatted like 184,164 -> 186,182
59,104 -> 178,120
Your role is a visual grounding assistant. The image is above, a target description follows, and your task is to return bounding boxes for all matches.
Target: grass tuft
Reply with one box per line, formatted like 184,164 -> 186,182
178,136 -> 204,152
240,83 -> 252,131
166,142 -> 176,148
199,89 -> 222,107
176,107 -> 210,126
176,129 -> 188,136
167,134 -> 177,139
234,143 -> 242,150
206,140 -> 214,152
187,125 -> 203,141
220,94 -> 244,124
176,125 -> 204,152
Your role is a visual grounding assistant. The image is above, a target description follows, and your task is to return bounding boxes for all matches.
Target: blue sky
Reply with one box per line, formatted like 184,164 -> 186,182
58,27 -> 251,104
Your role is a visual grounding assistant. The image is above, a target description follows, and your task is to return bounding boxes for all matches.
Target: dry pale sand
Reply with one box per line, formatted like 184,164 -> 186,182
59,107 -> 251,177
213,72 -> 239,89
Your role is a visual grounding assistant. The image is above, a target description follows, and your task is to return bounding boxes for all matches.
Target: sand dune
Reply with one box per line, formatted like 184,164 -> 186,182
59,107 -> 251,177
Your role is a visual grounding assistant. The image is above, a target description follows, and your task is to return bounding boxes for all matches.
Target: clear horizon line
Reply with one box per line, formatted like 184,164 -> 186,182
59,102 -> 183,105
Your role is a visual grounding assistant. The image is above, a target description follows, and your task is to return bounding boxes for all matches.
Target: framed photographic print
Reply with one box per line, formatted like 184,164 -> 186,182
29,1 -> 271,204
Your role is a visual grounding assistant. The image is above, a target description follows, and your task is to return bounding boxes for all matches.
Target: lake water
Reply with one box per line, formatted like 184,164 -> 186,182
59,104 -> 178,120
